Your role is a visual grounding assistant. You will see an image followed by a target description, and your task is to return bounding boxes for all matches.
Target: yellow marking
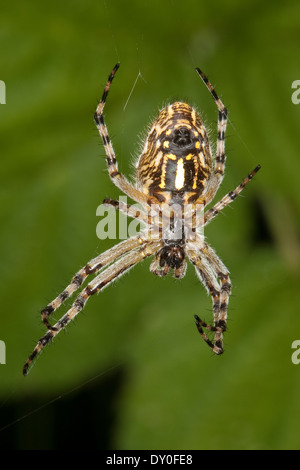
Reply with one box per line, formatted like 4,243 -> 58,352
163,141 -> 169,148
167,105 -> 175,117
154,150 -> 163,167
193,130 -> 198,137
195,141 -> 200,149
192,156 -> 199,189
174,122 -> 191,130
185,153 -> 193,161
143,179 -> 154,194
166,153 -> 176,160
196,126 -> 205,139
192,109 -> 197,126
155,123 -> 163,136
175,158 -> 185,190
166,129 -> 172,136
198,149 -> 206,168
159,154 -> 168,189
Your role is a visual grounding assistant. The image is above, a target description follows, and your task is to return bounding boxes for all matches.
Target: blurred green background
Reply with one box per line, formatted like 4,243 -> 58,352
1,0 -> 300,450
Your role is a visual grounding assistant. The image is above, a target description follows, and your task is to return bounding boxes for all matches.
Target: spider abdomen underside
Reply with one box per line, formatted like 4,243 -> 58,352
136,102 -> 212,205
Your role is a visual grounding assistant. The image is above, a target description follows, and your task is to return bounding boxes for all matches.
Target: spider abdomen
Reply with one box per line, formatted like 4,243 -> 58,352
137,102 -> 212,203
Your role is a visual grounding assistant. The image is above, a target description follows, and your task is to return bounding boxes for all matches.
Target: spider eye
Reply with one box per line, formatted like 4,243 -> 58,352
172,127 -> 193,147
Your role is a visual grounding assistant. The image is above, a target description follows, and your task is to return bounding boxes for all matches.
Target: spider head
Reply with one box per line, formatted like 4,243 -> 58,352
150,244 -> 187,279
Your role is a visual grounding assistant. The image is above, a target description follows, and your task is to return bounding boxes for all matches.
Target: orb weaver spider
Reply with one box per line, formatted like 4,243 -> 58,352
23,63 -> 260,375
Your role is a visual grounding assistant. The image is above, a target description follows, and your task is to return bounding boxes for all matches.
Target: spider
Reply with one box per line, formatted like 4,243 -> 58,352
23,63 -> 260,375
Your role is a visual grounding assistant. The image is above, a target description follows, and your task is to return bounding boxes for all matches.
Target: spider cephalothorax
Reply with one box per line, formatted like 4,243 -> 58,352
151,243 -> 187,279
23,63 -> 260,375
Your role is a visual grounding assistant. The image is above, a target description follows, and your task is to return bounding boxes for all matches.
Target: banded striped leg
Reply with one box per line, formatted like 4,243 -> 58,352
23,240 -> 162,375
94,63 -> 153,207
188,248 -> 230,354
195,68 -> 228,204
204,165 -> 261,226
103,198 -> 147,225
103,200 -> 167,243
199,241 -> 231,329
41,236 -> 145,330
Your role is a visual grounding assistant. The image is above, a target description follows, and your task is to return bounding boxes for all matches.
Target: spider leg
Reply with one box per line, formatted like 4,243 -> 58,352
94,63 -> 156,207
204,165 -> 261,226
103,198 -> 147,224
41,236 -> 145,330
200,242 -> 232,329
195,68 -> 228,204
188,246 -> 231,354
23,240 -> 162,375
